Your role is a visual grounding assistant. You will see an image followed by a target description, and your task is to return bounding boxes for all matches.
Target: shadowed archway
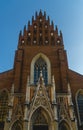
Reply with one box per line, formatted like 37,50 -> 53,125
59,120 -> 70,130
30,107 -> 52,130
11,120 -> 23,130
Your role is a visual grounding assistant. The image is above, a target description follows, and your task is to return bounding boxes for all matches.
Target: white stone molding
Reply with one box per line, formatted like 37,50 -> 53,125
8,84 -> 14,107
68,83 -> 73,106
25,76 -> 30,104
30,53 -> 51,84
28,77 -> 54,122
51,75 -> 56,103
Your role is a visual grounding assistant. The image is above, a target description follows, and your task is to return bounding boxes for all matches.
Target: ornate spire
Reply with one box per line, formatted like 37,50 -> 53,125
60,30 -> 63,44
23,25 -> 26,35
48,16 -> 50,23
28,20 -> 30,28
44,11 -> 46,18
39,9 -> 42,16
7,84 -> 14,121
55,25 -> 58,34
38,71 -> 45,86
67,83 -> 75,120
67,82 -> 73,106
25,76 -> 30,104
18,30 -> 22,44
52,75 -> 55,84
8,83 -> 14,107
32,16 -> 34,23
19,30 -> 22,37
11,83 -> 14,95
68,82 -> 71,94
51,21 -> 54,28
51,75 -> 56,104
40,70 -> 43,77
35,11 -> 38,19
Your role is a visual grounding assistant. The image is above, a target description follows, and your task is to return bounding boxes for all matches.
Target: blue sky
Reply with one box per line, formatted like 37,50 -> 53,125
0,0 -> 83,74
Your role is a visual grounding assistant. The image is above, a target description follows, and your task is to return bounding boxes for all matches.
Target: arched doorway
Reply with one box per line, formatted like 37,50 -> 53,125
31,107 -> 51,130
11,120 -> 23,130
59,120 -> 70,130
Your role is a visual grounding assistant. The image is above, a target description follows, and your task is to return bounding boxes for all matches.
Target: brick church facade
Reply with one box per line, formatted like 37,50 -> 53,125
0,11 -> 83,130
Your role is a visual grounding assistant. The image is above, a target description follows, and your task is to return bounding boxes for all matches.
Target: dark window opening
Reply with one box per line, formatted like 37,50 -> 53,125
27,37 -> 31,45
0,122 -> 4,130
33,30 -> 37,34
33,125 -> 48,130
39,37 -> 43,45
39,23 -> 42,28
59,123 -> 69,130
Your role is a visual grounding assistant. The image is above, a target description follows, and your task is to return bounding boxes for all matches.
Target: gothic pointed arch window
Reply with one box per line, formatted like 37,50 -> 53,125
76,90 -> 83,125
12,121 -> 23,130
30,53 -> 51,85
34,57 -> 48,85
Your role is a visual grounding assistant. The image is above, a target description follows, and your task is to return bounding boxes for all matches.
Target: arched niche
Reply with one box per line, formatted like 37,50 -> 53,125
30,53 -> 51,85
11,120 -> 23,130
59,120 -> 71,130
30,107 -> 52,130
76,89 -> 83,125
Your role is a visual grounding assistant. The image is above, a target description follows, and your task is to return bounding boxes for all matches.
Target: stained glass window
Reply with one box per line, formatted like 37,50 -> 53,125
34,57 -> 48,85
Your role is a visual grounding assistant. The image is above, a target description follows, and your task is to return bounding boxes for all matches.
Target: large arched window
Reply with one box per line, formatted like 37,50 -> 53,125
76,90 -> 83,125
12,121 -> 23,130
30,53 -> 51,85
34,57 -> 47,85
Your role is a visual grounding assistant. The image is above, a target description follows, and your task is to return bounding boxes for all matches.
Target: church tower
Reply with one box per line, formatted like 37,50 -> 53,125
0,10 -> 83,130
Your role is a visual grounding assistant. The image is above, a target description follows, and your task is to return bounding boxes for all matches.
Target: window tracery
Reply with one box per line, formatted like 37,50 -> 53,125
34,57 -> 48,85
30,53 -> 51,84
34,111 -> 47,125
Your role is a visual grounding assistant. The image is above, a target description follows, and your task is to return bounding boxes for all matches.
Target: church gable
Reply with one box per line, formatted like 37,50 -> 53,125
28,72 -> 54,121
18,10 -> 63,48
